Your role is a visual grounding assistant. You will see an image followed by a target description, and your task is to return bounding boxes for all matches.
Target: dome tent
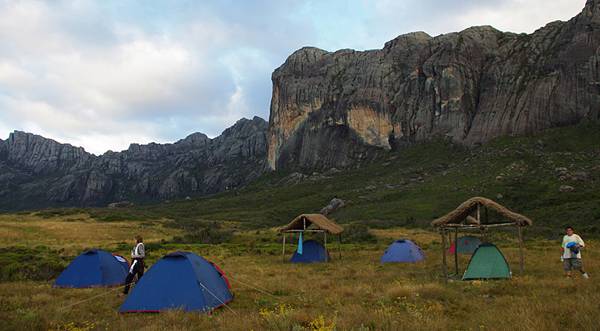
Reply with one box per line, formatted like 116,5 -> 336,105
381,240 -> 425,263
290,240 -> 329,263
119,251 -> 232,313
54,249 -> 129,288
462,243 -> 511,280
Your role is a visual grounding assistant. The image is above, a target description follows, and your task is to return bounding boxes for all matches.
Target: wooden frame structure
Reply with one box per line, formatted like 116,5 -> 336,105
431,197 -> 532,281
278,214 -> 344,262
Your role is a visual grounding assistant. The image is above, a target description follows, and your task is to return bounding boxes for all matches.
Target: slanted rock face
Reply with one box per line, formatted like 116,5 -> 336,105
268,1 -> 600,170
0,117 -> 269,210
5,131 -> 94,174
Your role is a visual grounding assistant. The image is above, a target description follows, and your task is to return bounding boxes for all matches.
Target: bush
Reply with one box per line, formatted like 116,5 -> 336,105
34,208 -> 86,218
342,223 -> 377,243
0,246 -> 66,281
171,225 -> 234,244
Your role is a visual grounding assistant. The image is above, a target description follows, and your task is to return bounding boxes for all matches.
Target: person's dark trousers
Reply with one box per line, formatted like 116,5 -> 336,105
123,258 -> 144,294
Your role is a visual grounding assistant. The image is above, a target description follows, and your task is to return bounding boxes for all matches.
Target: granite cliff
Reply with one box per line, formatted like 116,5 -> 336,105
267,0 -> 600,170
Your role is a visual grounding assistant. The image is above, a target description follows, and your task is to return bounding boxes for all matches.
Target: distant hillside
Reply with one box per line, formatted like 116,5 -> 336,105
0,117 -> 268,210
81,123 -> 600,236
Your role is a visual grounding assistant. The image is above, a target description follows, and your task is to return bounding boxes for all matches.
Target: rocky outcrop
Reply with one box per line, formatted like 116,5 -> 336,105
0,117 -> 268,210
268,0 -> 600,170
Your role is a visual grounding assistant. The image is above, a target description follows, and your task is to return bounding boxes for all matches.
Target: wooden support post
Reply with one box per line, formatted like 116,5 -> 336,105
518,225 -> 525,274
454,228 -> 459,276
338,234 -> 342,260
282,233 -> 286,262
477,204 -> 481,223
485,206 -> 489,224
441,229 -> 448,283
324,231 -> 328,262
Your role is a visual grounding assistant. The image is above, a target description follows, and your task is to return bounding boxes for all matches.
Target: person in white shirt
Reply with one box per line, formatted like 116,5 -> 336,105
561,226 -> 589,279
123,235 -> 145,294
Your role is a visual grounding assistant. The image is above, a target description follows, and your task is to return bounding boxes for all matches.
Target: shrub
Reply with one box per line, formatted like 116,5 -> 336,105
171,225 -> 234,244
342,223 -> 377,243
0,246 -> 66,281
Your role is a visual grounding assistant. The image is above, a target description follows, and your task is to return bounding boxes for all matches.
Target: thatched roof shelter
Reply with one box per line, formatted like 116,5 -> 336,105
431,197 -> 532,280
279,214 -> 344,235
431,197 -> 532,228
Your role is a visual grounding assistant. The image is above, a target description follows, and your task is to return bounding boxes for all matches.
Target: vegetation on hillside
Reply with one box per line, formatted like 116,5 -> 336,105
61,122 -> 600,238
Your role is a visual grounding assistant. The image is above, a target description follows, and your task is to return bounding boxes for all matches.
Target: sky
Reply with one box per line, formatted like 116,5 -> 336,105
0,0 -> 588,154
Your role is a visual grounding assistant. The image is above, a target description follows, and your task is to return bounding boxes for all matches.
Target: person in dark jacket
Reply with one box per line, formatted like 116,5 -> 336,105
123,235 -> 145,294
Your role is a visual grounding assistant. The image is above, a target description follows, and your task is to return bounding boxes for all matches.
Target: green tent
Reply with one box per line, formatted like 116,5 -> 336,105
463,243 -> 511,280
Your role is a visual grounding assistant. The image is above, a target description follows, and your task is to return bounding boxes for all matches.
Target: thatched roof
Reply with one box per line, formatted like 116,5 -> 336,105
431,197 -> 532,227
278,214 -> 344,235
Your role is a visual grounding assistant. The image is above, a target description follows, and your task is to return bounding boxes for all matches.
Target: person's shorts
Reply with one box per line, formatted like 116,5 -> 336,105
563,258 -> 583,271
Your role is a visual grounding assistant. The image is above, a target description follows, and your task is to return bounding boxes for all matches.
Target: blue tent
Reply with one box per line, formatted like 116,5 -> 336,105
290,240 -> 329,263
54,249 -> 129,288
381,240 -> 425,263
448,236 -> 482,255
119,252 -> 233,313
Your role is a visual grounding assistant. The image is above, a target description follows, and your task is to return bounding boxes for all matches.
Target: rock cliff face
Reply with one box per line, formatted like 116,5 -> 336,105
268,0 -> 600,170
0,117 -> 268,210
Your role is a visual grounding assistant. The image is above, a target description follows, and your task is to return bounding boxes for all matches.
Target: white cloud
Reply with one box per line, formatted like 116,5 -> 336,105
0,0 -> 589,154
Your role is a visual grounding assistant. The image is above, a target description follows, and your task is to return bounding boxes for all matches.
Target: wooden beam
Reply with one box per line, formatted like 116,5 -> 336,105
338,234 -> 342,260
441,230 -> 448,283
438,222 -> 519,229
485,206 -> 489,224
454,228 -> 459,275
518,225 -> 525,274
282,233 -> 286,263
324,231 -> 328,262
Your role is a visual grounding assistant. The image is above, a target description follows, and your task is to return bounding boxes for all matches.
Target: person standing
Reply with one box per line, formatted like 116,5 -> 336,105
123,235 -> 145,294
561,226 -> 589,279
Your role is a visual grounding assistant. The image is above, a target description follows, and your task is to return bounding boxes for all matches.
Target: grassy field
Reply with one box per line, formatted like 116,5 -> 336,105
0,215 -> 598,331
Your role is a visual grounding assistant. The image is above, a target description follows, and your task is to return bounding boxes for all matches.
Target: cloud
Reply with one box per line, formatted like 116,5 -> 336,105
0,0 -> 588,154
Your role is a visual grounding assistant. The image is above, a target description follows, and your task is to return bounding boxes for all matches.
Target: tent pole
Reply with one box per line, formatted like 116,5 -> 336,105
441,229 -> 448,283
282,233 -> 286,263
518,225 -> 525,274
454,228 -> 459,275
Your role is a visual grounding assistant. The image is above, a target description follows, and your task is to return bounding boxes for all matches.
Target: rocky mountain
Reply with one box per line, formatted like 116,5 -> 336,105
267,0 -> 600,170
0,117 -> 268,210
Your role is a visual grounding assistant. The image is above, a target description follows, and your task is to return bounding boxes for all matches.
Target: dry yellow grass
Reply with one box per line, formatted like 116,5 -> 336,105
0,213 -> 181,254
0,217 -> 598,330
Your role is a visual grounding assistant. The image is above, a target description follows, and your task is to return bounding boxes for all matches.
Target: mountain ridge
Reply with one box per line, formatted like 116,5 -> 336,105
0,116 -> 268,210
